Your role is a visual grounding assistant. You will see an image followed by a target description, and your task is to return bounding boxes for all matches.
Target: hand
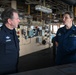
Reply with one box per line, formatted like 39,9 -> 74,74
55,41 -> 58,47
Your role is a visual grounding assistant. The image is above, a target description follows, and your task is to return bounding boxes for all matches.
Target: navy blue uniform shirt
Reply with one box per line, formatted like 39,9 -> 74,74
0,25 -> 19,75
55,25 -> 76,65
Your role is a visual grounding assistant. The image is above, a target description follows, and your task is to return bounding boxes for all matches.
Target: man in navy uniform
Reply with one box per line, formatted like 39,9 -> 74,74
0,7 -> 20,75
55,11 -> 76,65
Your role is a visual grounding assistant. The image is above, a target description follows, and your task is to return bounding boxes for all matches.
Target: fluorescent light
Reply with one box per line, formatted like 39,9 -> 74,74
35,5 -> 52,14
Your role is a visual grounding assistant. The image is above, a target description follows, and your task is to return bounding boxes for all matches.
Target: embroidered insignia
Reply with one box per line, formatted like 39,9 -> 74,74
6,36 -> 10,39
6,36 -> 11,42
69,34 -> 76,37
58,33 -> 61,36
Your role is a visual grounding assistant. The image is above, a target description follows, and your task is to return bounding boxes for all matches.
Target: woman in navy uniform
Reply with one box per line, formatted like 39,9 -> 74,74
55,11 -> 76,65
0,7 -> 20,75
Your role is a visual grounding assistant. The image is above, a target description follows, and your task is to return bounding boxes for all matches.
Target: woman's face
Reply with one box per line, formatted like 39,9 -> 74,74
63,14 -> 73,26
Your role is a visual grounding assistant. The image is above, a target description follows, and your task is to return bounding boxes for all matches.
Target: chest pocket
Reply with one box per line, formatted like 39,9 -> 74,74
57,33 -> 64,44
65,34 -> 76,50
68,35 -> 76,45
5,40 -> 16,53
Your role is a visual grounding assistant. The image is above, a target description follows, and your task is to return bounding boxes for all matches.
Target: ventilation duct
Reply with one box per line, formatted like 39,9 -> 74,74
35,5 -> 52,14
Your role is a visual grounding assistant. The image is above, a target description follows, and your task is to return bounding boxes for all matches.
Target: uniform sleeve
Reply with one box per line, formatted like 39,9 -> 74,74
0,34 -> 6,54
0,33 -> 4,44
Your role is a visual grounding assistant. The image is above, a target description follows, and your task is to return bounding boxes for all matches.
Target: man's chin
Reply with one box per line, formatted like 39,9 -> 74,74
15,26 -> 18,28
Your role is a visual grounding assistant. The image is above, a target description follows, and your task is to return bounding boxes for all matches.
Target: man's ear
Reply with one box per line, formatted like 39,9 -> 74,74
8,19 -> 12,24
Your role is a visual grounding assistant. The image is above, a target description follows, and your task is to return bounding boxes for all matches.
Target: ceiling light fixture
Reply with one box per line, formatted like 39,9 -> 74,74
35,5 -> 52,14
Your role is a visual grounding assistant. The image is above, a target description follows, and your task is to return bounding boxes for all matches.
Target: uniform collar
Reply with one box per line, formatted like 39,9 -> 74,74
2,24 -> 15,34
71,24 -> 76,31
63,24 -> 76,33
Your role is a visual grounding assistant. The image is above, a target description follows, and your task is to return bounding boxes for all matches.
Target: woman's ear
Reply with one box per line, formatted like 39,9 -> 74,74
71,17 -> 74,21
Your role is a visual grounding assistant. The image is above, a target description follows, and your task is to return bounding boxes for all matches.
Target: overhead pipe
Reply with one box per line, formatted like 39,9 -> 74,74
61,0 -> 76,5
